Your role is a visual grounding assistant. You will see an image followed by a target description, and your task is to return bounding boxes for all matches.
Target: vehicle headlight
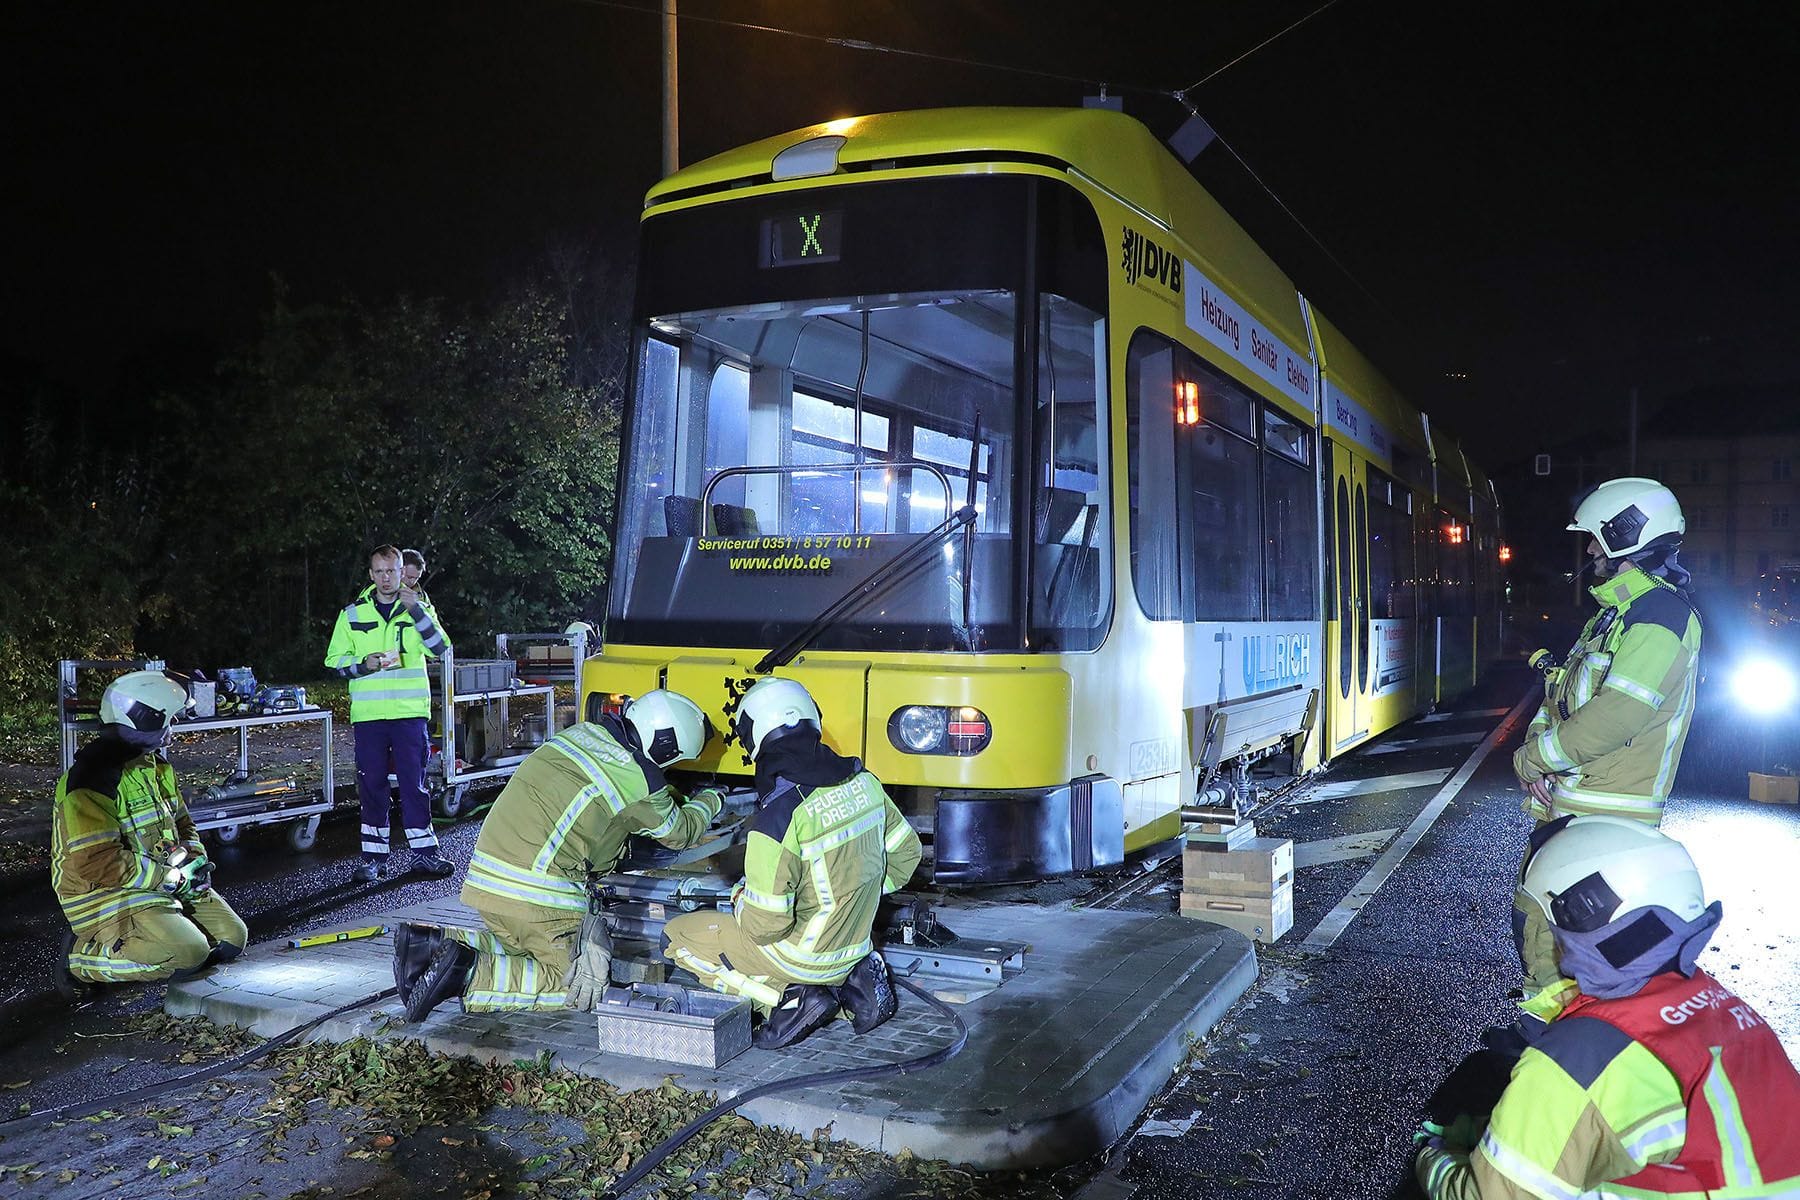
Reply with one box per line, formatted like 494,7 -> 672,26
1730,658 -> 1798,716
893,705 -> 947,753
887,705 -> 991,756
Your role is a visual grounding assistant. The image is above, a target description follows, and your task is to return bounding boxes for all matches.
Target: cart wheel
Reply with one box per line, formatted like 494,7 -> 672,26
286,815 -> 321,853
435,783 -> 470,820
213,824 -> 242,846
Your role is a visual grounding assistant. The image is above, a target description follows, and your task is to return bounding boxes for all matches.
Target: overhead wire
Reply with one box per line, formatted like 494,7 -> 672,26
567,0 -> 1405,347
564,0 -> 1165,95
1171,0 -> 1347,98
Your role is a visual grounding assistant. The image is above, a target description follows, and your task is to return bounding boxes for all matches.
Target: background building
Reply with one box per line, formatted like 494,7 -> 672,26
1492,385 -> 1800,617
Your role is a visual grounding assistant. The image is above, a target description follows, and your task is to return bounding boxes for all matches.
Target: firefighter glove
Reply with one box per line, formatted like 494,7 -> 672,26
561,909 -> 614,1012
1413,1113 -> 1483,1154
691,786 -> 725,823
159,845 -> 211,897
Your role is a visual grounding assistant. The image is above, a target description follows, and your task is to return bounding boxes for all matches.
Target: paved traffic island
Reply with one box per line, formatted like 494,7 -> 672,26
165,897 -> 1256,1168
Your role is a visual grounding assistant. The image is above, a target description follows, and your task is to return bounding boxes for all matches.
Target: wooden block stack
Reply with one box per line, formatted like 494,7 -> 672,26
1748,772 -> 1799,804
1180,835 -> 1294,944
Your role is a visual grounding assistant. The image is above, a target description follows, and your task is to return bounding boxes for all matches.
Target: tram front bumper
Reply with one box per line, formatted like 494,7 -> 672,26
931,775 -> 1122,884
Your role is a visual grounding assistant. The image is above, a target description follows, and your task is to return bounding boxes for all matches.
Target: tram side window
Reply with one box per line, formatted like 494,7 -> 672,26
1187,417 -> 1261,621
1262,408 -> 1318,620
1437,509 -> 1472,617
1125,328 -> 1266,622
1126,337 -> 1184,620
1366,468 -> 1412,619
789,390 -> 893,534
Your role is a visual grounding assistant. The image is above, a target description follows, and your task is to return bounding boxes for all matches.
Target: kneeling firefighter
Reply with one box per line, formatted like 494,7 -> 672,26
52,671 -> 248,990
663,677 -> 923,1049
1414,816 -> 1799,1199
399,690 -> 724,1022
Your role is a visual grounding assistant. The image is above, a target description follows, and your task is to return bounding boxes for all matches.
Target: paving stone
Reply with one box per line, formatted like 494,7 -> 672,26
165,894 -> 1254,1168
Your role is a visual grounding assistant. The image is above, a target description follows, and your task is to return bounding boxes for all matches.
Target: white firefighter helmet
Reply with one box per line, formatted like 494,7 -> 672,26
1521,815 -> 1706,934
1568,477 -> 1685,560
731,677 -> 821,762
623,689 -> 712,767
100,670 -> 192,742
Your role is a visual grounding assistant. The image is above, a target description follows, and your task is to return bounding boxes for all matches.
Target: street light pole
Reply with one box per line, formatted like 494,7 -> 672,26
662,0 -> 679,177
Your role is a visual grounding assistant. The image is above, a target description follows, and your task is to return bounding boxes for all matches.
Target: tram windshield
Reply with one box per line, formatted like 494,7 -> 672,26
606,175 -> 1110,653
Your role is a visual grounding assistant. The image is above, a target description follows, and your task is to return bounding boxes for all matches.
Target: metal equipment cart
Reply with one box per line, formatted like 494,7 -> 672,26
424,630 -> 586,818
57,658 -> 335,853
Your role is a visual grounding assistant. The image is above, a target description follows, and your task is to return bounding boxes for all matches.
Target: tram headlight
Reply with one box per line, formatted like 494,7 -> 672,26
887,705 -> 992,756
1730,657 -> 1798,716
586,691 -> 631,723
894,706 -> 947,752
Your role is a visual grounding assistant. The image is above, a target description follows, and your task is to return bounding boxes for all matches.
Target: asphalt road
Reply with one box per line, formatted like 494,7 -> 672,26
0,660 -> 1794,1199
1083,663 -> 1799,1200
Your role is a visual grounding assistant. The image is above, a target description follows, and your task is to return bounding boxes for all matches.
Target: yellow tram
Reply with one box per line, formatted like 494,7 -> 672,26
582,108 -> 1503,884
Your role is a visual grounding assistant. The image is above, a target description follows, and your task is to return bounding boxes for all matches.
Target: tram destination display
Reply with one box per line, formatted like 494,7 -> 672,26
759,209 -> 843,267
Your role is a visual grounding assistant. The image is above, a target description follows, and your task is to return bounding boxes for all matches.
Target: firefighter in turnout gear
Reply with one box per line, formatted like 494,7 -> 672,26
52,671 -> 248,990
1510,478 -> 1702,1013
397,690 -> 723,1022
663,678 -> 922,1050
1415,817 -> 1800,1199
324,544 -> 454,883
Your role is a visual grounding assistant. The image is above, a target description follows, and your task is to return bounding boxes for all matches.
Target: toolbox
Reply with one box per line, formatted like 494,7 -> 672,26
445,659 -> 515,694
595,983 -> 751,1067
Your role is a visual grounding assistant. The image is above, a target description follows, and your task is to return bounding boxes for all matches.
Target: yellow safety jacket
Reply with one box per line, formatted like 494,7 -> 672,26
323,591 -> 451,722
462,720 -> 721,913
736,769 -> 923,986
1513,566 -> 1702,824
51,736 -> 199,936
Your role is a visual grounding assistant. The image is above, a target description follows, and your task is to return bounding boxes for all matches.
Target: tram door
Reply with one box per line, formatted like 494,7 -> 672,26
1327,442 -> 1373,751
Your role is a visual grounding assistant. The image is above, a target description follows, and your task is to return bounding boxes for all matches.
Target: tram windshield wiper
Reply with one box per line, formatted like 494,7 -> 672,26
753,503 -> 979,674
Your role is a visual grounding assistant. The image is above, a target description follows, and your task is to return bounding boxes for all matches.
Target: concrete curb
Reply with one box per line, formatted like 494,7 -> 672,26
168,899 -> 1257,1168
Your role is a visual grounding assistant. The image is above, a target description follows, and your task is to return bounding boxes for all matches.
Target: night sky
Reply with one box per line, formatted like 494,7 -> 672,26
6,1 -> 1797,467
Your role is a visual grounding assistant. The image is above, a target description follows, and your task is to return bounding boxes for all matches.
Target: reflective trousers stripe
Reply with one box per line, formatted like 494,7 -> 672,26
448,908 -> 576,1012
764,935 -> 871,984
465,852 -> 588,911
672,946 -> 783,1010
60,890 -> 177,933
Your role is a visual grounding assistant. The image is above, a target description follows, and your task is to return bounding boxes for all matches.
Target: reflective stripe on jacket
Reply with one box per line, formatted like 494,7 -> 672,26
1418,971 -> 1800,1199
734,770 -> 923,985
1513,566 -> 1702,823
52,752 -> 194,935
323,593 -> 450,722
460,720 -> 718,914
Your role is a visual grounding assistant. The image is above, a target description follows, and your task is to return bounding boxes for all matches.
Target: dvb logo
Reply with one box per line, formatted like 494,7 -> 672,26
1121,227 -> 1182,296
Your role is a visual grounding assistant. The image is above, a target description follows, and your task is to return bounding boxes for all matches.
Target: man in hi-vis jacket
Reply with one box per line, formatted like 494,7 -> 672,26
324,543 -> 454,883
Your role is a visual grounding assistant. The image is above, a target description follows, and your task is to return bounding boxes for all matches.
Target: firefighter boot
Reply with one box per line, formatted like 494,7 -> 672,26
404,939 -> 477,1023
392,923 -> 444,1006
54,928 -> 91,1001
752,984 -> 839,1050
837,950 -> 898,1035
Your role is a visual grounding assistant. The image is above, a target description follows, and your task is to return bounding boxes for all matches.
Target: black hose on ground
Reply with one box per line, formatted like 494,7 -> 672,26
601,975 -> 969,1199
5,974 -> 967,1195
0,987 -> 397,1134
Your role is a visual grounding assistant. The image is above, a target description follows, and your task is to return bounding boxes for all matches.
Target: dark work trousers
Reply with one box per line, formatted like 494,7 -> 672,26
353,717 -> 438,861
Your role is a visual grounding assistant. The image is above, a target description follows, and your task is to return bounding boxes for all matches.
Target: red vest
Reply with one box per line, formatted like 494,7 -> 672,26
1563,970 -> 1800,1192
